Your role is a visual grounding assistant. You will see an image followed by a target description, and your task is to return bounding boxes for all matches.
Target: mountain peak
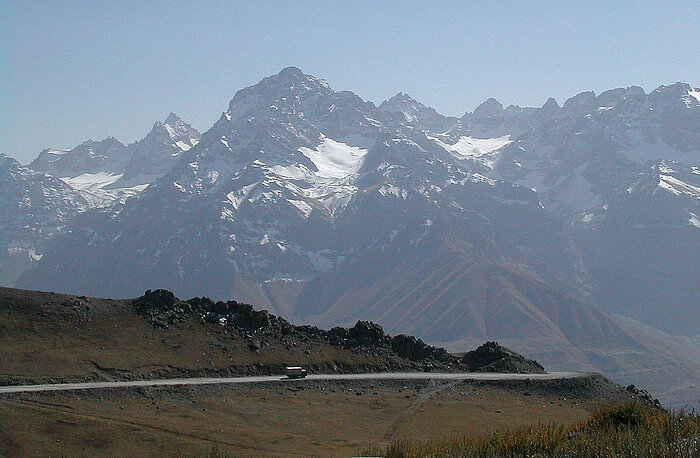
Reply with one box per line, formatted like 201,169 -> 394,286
226,67 -> 335,116
143,113 -> 200,146
76,136 -> 125,150
472,97 -> 504,118
261,66 -> 324,89
384,92 -> 415,103
277,66 -> 304,77
379,92 -> 428,112
649,82 -> 700,108
542,97 -> 560,111
164,112 -> 182,125
561,91 -> 597,113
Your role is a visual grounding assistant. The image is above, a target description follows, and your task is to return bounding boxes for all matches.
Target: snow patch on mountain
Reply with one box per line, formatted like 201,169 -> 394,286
299,138 -> 368,179
61,172 -> 123,192
685,88 -> 700,104
428,134 -> 511,168
689,213 -> 700,229
657,174 -> 700,198
288,199 -> 313,218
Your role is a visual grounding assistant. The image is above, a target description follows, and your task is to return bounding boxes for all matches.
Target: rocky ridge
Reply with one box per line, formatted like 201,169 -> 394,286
133,289 -> 541,374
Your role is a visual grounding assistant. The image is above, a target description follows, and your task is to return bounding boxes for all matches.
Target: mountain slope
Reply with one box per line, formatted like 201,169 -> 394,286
572,160 -> 700,335
0,154 -> 88,286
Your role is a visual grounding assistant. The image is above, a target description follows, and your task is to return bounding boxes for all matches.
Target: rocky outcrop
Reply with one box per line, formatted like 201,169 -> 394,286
131,289 -> 545,373
461,341 -> 545,374
390,334 -> 451,363
134,289 -> 274,331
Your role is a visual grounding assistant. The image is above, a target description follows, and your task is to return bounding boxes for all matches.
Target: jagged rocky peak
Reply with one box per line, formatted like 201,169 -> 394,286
648,82 -> 700,109
379,92 -> 456,131
193,67 -> 380,172
29,135 -> 130,177
562,90 -> 597,114
541,97 -> 561,114
111,113 -> 201,188
226,66 -> 335,117
164,111 -> 183,125
60,136 -> 127,159
379,92 -> 428,112
71,136 -> 128,157
383,91 -> 414,103
143,112 -> 200,150
595,86 -> 646,107
471,97 -> 505,118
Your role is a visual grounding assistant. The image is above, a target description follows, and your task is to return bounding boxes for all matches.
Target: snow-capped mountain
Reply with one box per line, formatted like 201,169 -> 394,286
0,154 -> 88,286
28,114 -> 201,207
30,136 -> 131,178
15,68 -> 699,405
0,114 -> 200,284
114,113 -> 200,188
451,83 -> 700,215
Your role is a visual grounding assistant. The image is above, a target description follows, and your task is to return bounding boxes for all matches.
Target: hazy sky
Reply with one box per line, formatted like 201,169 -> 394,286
2,0 -> 698,163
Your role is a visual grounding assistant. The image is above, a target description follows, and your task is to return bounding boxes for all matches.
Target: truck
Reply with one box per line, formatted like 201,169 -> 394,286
285,366 -> 308,378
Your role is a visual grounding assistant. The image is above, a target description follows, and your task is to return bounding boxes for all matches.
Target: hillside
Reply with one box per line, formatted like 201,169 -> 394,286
0,287 -> 662,457
0,287 -> 548,386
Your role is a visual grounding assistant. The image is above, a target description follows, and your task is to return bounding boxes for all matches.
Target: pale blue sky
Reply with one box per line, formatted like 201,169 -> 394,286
2,0 -> 698,163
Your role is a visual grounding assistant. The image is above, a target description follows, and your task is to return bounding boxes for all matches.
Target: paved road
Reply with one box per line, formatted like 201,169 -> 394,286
0,372 -> 595,394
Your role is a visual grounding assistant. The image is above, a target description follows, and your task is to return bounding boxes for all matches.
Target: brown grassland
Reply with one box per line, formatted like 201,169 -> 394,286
1,382 -> 610,457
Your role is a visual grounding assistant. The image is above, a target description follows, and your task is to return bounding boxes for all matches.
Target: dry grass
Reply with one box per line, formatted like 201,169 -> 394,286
0,383 -> 602,456
363,403 -> 700,457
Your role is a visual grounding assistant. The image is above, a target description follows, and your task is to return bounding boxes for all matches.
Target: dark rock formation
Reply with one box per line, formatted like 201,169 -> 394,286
132,289 -> 546,374
461,341 -> 545,373
391,334 -> 450,362
349,321 -> 386,345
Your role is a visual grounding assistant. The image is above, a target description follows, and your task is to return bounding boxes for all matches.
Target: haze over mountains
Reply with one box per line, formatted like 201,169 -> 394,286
2,67 -> 698,405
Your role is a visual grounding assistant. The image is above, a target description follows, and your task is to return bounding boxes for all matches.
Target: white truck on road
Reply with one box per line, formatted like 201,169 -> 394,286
285,366 -> 308,378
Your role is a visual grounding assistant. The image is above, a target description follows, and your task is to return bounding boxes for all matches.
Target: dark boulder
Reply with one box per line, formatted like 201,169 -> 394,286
132,289 -> 193,329
138,289 -> 178,309
349,321 -> 385,345
228,301 -> 272,329
391,334 -> 429,360
211,301 -> 229,315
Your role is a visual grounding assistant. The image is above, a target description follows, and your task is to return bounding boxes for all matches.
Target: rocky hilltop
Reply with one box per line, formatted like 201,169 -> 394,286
0,286 -> 552,385
133,288 -> 543,374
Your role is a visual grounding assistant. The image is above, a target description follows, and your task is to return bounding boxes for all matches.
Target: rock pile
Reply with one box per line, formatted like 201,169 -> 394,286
134,289 -> 276,331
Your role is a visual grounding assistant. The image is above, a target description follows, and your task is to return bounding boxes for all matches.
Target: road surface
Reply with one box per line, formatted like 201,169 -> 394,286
0,372 -> 595,394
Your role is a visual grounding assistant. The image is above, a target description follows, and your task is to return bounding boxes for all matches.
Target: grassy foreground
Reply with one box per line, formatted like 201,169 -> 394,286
361,403 -> 700,458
